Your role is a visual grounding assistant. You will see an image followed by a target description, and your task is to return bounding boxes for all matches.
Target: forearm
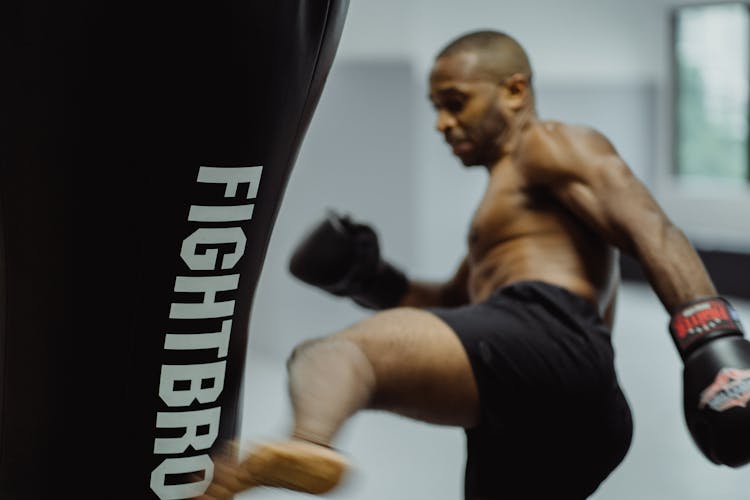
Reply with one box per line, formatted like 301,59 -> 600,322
633,221 -> 716,313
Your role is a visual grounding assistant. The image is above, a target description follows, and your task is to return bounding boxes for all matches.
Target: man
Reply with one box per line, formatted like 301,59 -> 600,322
198,30 -> 748,499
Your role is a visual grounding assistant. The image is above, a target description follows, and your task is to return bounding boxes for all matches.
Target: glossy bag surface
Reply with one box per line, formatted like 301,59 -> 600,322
0,1 -> 349,497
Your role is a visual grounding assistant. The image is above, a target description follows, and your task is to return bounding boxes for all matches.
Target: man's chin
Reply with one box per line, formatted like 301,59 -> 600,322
457,153 -> 481,167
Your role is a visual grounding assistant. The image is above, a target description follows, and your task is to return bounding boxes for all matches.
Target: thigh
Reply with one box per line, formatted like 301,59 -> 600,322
464,386 -> 633,500
334,307 -> 480,428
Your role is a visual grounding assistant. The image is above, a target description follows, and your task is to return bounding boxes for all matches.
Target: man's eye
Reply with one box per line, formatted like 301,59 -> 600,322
444,99 -> 464,113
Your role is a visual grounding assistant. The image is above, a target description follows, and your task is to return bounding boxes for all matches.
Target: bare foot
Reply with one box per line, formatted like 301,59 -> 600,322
196,440 -> 348,499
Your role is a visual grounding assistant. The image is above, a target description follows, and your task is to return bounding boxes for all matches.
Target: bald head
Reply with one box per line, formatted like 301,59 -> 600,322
436,31 -> 533,87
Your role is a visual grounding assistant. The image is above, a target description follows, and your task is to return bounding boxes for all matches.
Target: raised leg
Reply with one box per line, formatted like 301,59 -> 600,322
199,307 -> 479,498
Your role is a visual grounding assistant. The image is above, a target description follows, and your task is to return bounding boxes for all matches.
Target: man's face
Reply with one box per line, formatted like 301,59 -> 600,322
429,52 -> 507,167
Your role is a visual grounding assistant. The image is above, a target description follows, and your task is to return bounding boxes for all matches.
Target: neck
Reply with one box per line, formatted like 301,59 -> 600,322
484,107 -> 537,172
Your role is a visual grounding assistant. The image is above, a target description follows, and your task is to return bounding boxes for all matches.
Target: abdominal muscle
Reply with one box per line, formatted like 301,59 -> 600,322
467,230 -> 619,326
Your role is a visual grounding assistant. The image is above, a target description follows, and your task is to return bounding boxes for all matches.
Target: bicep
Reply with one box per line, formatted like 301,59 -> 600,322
551,154 -> 669,255
527,126 -> 716,311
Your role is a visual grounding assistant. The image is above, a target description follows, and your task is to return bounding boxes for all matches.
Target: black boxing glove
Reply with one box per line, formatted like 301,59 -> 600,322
288,211 -> 408,309
669,296 -> 750,467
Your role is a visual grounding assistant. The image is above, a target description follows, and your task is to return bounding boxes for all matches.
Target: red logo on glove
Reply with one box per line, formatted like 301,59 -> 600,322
671,298 -> 740,351
699,368 -> 750,412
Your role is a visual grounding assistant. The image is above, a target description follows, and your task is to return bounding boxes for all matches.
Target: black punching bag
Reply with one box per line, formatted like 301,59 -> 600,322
0,1 -> 349,498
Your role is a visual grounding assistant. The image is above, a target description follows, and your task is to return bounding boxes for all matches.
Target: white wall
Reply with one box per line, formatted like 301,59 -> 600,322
248,60 -> 419,358
334,0 -> 750,251
337,0 -> 694,84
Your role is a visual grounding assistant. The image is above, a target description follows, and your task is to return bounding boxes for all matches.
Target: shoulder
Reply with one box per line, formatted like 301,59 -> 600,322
520,121 -> 623,184
523,121 -> 616,155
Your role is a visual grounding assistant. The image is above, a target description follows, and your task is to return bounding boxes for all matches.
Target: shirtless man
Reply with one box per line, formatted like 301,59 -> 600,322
198,30 -> 749,499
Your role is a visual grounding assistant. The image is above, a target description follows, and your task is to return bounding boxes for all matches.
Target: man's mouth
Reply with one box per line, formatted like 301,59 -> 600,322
451,141 -> 473,155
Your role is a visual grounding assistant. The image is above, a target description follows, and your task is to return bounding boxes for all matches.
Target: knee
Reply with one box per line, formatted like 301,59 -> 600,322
287,329 -> 368,367
286,335 -> 377,386
286,337 -> 326,368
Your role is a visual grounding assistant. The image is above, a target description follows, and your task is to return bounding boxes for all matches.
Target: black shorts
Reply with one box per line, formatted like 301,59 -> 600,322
429,281 -> 633,500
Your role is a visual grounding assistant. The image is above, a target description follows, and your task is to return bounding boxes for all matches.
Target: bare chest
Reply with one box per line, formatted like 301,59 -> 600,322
468,164 -> 542,259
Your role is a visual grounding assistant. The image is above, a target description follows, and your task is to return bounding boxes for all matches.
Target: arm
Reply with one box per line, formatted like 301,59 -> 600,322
523,124 -> 750,469
399,257 -> 471,308
289,211 -> 470,310
522,123 -> 716,314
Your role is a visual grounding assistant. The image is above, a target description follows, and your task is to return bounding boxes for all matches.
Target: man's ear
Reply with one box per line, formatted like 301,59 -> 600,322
500,73 -> 530,111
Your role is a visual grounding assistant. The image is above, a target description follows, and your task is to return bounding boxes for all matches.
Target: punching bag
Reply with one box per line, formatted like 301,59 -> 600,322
0,1 -> 349,498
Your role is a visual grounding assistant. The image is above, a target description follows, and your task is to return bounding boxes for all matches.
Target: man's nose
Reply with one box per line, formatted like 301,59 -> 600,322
435,110 -> 457,133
